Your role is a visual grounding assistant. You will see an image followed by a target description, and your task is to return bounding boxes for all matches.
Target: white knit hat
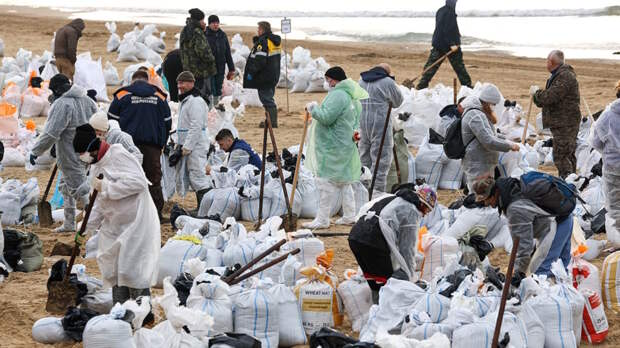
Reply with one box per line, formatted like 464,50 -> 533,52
89,111 -> 109,132
478,83 -> 502,105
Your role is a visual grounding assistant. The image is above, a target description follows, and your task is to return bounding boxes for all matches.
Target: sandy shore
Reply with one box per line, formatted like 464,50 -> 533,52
0,5 -> 618,347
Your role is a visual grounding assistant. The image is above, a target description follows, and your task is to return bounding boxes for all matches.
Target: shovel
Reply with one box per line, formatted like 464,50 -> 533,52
46,175 -> 101,314
38,163 -> 58,227
289,112 -> 310,209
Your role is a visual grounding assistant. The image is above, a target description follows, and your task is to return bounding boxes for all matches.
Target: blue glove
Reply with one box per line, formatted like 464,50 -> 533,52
29,153 -> 37,166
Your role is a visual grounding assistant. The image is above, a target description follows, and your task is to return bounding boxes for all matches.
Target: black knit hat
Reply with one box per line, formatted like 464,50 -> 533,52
325,66 -> 347,81
208,15 -> 220,24
177,71 -> 196,82
49,73 -> 71,97
73,124 -> 101,153
189,8 -> 205,21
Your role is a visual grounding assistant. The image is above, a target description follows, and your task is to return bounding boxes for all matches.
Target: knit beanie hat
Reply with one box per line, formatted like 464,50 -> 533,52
89,111 -> 109,132
73,124 -> 101,153
189,8 -> 205,21
49,73 -> 71,97
325,66 -> 347,81
177,71 -> 196,82
479,83 -> 502,105
208,15 -> 220,24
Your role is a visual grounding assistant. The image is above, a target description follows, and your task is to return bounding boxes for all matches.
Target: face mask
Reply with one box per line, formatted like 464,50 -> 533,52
79,152 -> 95,164
323,81 -> 333,91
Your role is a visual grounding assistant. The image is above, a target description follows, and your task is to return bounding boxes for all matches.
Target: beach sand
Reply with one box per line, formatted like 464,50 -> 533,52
0,5 -> 618,347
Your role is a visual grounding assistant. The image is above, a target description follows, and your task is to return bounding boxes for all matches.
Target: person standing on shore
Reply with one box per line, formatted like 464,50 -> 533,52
180,8 -> 217,105
205,15 -> 235,106
53,18 -> 85,80
243,21 -> 281,128
416,0 -> 472,90
590,81 -> 620,247
530,50 -> 581,178
162,49 -> 183,102
107,70 -> 172,221
358,63 -> 404,194
303,67 -> 368,228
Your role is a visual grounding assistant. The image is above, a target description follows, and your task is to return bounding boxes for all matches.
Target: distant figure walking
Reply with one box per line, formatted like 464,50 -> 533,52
53,18 -> 85,80
416,0 -> 472,90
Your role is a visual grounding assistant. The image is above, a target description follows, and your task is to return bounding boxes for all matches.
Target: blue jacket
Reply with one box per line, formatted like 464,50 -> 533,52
108,80 -> 172,149
231,139 -> 262,169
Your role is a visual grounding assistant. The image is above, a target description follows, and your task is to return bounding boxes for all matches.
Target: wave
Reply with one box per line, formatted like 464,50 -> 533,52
300,30 -> 498,46
56,6 -> 620,18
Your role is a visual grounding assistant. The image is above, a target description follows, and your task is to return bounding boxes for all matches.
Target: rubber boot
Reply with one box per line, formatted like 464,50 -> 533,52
268,106 -> 278,128
190,188 -> 210,216
335,184 -> 356,225
302,181 -> 332,229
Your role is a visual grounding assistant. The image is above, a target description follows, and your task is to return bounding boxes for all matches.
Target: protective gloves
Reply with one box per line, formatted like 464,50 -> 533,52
305,101 -> 318,114
92,177 -> 104,192
182,147 -> 192,156
29,152 -> 37,165
529,85 -> 540,96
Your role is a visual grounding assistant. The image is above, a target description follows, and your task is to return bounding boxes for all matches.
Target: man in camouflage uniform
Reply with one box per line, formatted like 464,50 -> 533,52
180,8 -> 216,104
530,50 -> 581,178
416,0 -> 472,90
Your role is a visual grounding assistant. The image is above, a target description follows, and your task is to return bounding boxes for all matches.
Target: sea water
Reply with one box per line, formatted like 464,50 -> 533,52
1,0 -> 619,59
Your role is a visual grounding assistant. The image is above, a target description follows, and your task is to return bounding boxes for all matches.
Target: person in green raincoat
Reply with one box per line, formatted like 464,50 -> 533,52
303,66 -> 369,229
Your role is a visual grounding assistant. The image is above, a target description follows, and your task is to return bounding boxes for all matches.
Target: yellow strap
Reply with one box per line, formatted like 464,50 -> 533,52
172,235 -> 202,245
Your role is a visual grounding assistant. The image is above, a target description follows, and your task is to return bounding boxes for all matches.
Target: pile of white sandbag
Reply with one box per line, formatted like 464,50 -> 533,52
230,33 -> 250,74
115,23 -> 164,66
73,52 -> 109,102
287,46 -> 331,93
0,177 -> 40,225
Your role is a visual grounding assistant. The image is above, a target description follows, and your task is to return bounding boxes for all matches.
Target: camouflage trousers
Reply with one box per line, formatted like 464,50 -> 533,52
551,126 -> 579,178
416,47 -> 472,90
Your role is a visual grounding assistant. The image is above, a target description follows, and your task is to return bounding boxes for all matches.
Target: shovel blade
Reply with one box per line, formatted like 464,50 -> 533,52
281,213 -> 298,232
46,280 -> 79,314
38,201 -> 54,227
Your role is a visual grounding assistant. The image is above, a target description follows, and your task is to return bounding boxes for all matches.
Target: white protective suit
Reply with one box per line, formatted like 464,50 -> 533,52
31,85 -> 97,229
359,75 -> 404,193
85,144 -> 160,289
591,98 -> 620,245
460,96 -> 513,190
106,120 -> 143,164
176,92 -> 212,192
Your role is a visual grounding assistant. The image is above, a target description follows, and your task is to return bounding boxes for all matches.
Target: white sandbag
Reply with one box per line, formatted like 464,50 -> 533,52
438,158 -> 463,190
449,292 -> 497,318
581,177 -> 606,214
145,32 -> 166,53
0,191 -> 21,225
420,234 -> 460,282
497,144 -> 529,178
32,317 -> 70,344
481,310 -> 529,348
222,220 -> 255,266
280,254 -> 303,287
104,61 -> 121,86
337,269 -> 372,332
186,273 -> 233,335
198,187 -> 241,221
412,284 -> 451,323
359,278 -> 427,343
444,207 -> 500,240
304,70 -> 326,93
1,147 -> 25,167
117,39 -> 140,62
415,137 -> 447,189
401,312 -> 454,341
106,22 -> 121,52
284,236 -> 325,267
527,287 -> 577,348
290,69 -> 311,93
156,238 -> 209,287
233,280 -> 279,348
73,54 -> 109,102
269,283 -> 307,346
292,46 -> 312,68
569,256 -> 601,296
82,288 -> 113,314
83,304 -> 135,348
133,328 -> 165,348
514,300 -> 545,348
375,331 -> 451,348
583,239 -> 606,261
451,321 -> 494,348
20,87 -> 50,117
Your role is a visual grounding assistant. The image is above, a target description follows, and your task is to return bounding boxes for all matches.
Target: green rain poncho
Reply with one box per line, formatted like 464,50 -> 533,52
305,79 -> 369,183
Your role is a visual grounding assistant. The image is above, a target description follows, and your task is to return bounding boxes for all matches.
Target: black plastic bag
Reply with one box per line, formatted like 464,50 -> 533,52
61,306 -> 99,341
3,229 -> 22,269
590,208 -> 607,236
439,268 -> 473,297
469,235 -> 494,260
170,204 -> 189,229
174,272 -> 194,306
209,333 -> 261,348
485,266 -> 506,291
47,259 -> 88,305
310,327 -> 359,348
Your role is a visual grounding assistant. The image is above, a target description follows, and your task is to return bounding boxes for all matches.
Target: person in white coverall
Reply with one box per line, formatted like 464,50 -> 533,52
358,63 -> 404,194
590,80 -> 620,248
73,123 -> 160,305
29,74 -> 97,232
460,83 -> 520,190
304,66 -> 369,228
88,110 -> 143,164
176,71 -> 212,206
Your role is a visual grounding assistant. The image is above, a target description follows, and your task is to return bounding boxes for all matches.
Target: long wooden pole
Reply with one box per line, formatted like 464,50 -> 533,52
491,237 -> 520,348
410,49 -> 456,83
289,114 -> 309,208
521,95 -> 534,144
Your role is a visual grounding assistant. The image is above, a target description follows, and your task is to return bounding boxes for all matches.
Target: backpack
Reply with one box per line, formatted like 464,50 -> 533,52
442,108 -> 479,159
519,171 -> 581,218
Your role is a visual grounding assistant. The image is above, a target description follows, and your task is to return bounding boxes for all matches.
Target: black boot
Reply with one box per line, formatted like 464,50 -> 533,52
192,188 -> 210,216
258,107 -> 278,128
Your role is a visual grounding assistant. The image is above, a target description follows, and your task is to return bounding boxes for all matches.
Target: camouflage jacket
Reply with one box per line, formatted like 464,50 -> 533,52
533,64 -> 581,130
180,19 -> 216,79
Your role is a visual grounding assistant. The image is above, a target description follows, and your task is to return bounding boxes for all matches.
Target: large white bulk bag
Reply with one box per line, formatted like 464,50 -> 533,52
156,238 -> 209,287
233,280 -> 279,348
415,138 -> 447,189
337,269 -> 372,332
32,317 -> 70,344
527,290 -> 577,348
269,284 -> 308,346
551,260 -> 585,346
186,273 -> 233,335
